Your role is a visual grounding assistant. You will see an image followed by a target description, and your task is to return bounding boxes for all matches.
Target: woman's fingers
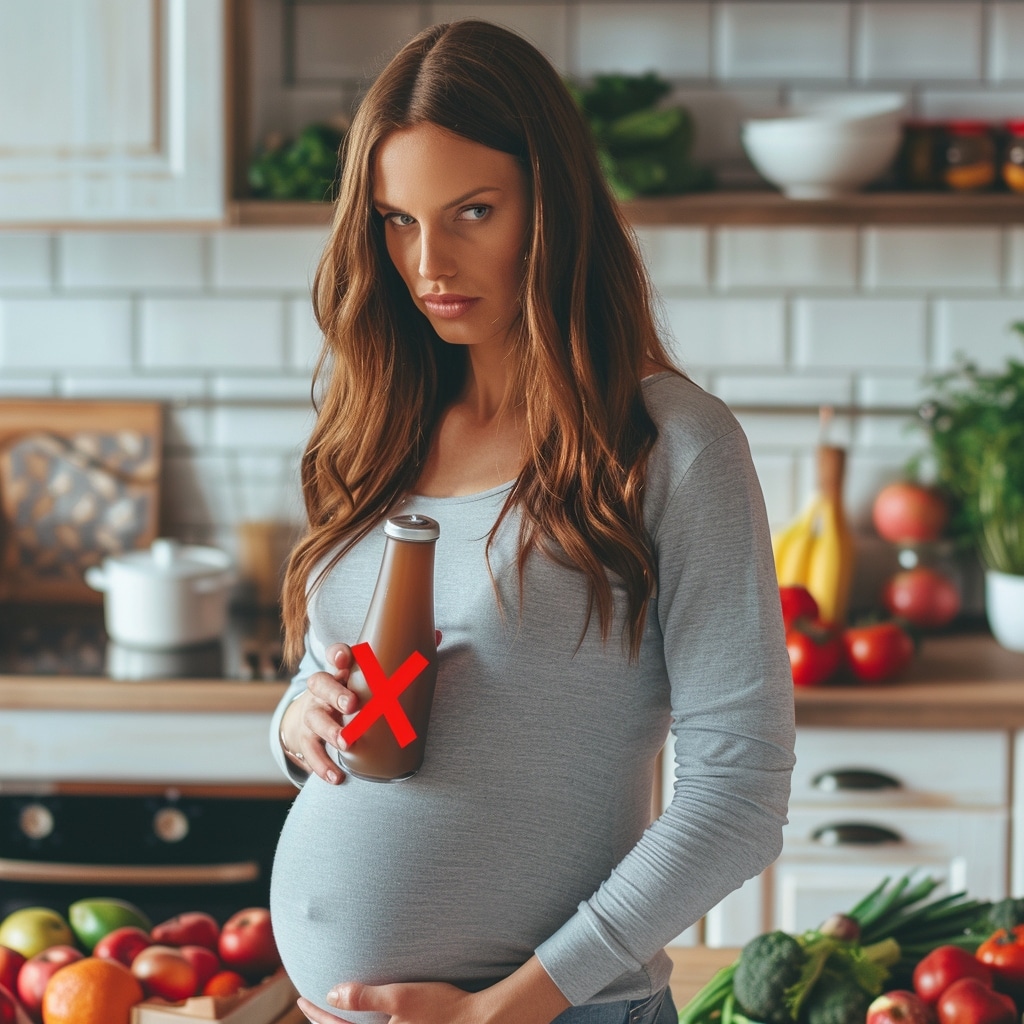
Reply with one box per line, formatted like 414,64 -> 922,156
306,669 -> 359,716
324,642 -> 354,675
296,996 -> 353,1024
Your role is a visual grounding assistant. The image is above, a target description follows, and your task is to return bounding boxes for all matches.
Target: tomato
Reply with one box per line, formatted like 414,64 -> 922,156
872,482 -> 950,544
786,619 -> 843,686
913,946 -> 994,1005
936,978 -> 1016,1024
977,926 -> 1024,1000
882,567 -> 961,629
779,586 -> 819,630
842,621 -> 915,683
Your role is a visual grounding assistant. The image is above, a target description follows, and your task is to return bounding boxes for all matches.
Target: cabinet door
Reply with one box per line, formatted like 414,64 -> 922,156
0,0 -> 224,224
706,807 -> 1008,946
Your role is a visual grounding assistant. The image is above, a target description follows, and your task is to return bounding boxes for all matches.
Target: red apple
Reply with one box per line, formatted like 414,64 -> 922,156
0,949 -> 25,998
937,978 -> 1016,1024
179,945 -> 221,991
93,925 -> 153,967
130,944 -> 198,1001
217,908 -> 279,983
872,482 -> 950,545
0,983 -> 29,1024
868,990 -> 938,1024
151,912 -> 220,952
882,567 -> 960,629
16,945 -> 83,1021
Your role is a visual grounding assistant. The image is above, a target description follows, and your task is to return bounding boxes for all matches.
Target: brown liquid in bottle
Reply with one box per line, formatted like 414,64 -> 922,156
338,514 -> 439,782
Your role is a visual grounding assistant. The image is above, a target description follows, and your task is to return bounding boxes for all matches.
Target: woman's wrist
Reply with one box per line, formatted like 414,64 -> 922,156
478,955 -> 570,1024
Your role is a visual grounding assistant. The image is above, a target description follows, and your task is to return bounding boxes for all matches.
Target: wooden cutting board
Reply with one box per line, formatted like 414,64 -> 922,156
0,399 -> 163,603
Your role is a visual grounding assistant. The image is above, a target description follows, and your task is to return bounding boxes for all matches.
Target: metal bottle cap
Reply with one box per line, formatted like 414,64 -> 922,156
384,513 -> 440,542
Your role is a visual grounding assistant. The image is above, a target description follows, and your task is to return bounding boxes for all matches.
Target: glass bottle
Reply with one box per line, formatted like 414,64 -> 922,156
943,121 -> 997,192
896,121 -> 944,190
338,513 -> 440,782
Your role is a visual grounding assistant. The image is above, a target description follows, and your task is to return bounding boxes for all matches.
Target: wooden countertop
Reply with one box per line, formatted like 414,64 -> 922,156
0,675 -> 289,712
1,632 -> 1023,725
793,631 -> 1024,729
669,946 -> 739,1007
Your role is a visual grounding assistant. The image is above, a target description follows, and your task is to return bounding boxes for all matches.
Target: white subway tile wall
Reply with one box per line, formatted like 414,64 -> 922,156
856,3 -> 983,82
716,3 -> 851,80
2,0 -> 1024,612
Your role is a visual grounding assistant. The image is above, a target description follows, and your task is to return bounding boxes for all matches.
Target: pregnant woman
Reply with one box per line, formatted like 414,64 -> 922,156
268,19 -> 795,1024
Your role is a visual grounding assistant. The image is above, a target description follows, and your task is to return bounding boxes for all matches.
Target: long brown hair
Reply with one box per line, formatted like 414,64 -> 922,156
281,19 -> 679,666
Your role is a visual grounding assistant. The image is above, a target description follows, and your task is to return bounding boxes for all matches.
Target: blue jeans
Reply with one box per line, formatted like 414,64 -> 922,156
552,987 -> 677,1024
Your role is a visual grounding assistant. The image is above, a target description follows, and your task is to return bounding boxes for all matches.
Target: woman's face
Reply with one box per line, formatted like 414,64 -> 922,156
372,123 -> 530,352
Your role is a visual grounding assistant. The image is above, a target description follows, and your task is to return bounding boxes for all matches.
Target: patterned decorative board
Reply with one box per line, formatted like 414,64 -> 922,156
0,400 -> 163,603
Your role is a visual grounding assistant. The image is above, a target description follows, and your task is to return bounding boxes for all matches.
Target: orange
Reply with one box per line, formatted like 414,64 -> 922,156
203,969 -> 247,997
41,956 -> 144,1024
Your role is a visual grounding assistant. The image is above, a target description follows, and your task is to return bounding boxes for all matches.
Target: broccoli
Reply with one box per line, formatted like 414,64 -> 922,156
733,931 -> 805,1024
801,972 -> 871,1024
985,896 -> 1024,934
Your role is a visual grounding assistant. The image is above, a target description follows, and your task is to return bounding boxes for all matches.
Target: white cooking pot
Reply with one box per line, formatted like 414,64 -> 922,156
85,538 -> 235,650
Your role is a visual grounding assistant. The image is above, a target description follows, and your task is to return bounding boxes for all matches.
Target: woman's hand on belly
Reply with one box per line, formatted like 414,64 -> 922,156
282,642 -> 360,784
296,954 -> 570,1024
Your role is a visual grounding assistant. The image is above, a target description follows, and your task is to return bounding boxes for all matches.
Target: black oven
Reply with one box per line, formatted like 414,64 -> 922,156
0,782 -> 294,924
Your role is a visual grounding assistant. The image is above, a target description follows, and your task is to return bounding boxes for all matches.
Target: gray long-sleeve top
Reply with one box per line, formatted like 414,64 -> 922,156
268,372 -> 796,1022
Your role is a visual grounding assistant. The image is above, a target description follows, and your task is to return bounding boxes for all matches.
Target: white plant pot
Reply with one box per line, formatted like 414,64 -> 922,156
985,569 -> 1024,653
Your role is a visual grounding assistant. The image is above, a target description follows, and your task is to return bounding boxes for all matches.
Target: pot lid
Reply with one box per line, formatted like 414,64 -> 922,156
108,538 -> 232,578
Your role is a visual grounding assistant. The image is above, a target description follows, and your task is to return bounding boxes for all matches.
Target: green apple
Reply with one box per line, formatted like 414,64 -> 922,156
68,897 -> 151,952
0,907 -> 75,958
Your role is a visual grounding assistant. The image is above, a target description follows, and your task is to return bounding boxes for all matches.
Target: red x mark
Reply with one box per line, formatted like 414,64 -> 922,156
340,642 -> 428,749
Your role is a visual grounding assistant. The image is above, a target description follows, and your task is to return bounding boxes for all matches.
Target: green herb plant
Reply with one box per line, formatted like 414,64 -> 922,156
567,73 -> 713,200
916,323 -> 1024,575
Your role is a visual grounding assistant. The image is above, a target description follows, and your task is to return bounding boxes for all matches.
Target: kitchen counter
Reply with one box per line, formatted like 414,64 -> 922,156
668,945 -> 738,1007
2,631 -> 1023,724
794,630 -> 1024,728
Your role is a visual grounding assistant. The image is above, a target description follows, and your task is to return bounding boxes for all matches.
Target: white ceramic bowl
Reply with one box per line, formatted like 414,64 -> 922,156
765,91 -> 906,130
741,119 -> 903,199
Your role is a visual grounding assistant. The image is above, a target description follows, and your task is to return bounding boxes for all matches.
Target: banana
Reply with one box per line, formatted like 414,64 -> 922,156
771,446 -> 856,625
772,495 -> 822,585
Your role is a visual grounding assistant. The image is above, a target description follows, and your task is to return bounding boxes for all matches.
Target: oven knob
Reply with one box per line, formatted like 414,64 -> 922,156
153,806 -> 189,843
19,803 -> 55,841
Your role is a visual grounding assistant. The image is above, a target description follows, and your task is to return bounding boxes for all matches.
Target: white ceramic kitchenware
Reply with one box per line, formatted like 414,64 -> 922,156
85,538 -> 235,650
741,91 -> 906,199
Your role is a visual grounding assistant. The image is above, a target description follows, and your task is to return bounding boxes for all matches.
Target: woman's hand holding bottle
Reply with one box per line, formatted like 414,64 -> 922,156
280,643 -> 359,784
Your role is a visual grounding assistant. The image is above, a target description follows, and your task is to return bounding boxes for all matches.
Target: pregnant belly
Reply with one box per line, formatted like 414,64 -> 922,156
270,774 -> 546,1023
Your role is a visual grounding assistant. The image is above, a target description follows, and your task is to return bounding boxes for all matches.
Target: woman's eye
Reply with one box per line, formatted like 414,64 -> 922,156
387,213 -> 415,227
459,205 -> 490,221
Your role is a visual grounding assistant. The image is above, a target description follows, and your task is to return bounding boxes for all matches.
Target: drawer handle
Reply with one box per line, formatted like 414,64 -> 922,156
813,769 -> 901,792
812,823 -> 903,846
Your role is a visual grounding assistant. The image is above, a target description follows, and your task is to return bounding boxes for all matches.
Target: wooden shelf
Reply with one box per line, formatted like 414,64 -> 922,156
228,191 -> 1024,228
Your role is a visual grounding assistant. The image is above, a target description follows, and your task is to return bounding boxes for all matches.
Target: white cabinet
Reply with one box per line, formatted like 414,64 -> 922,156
0,709 -> 282,784
1013,732 -> 1024,897
698,728 -> 1010,946
0,0 -> 225,224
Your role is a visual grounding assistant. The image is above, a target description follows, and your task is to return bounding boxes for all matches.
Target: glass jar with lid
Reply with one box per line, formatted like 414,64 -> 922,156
1002,120 -> 1024,193
896,121 -> 944,190
943,120 -> 997,191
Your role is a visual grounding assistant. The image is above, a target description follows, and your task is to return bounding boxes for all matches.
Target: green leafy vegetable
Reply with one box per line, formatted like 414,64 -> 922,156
248,121 -> 346,202
570,73 -> 713,199
677,873 -> 992,1024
